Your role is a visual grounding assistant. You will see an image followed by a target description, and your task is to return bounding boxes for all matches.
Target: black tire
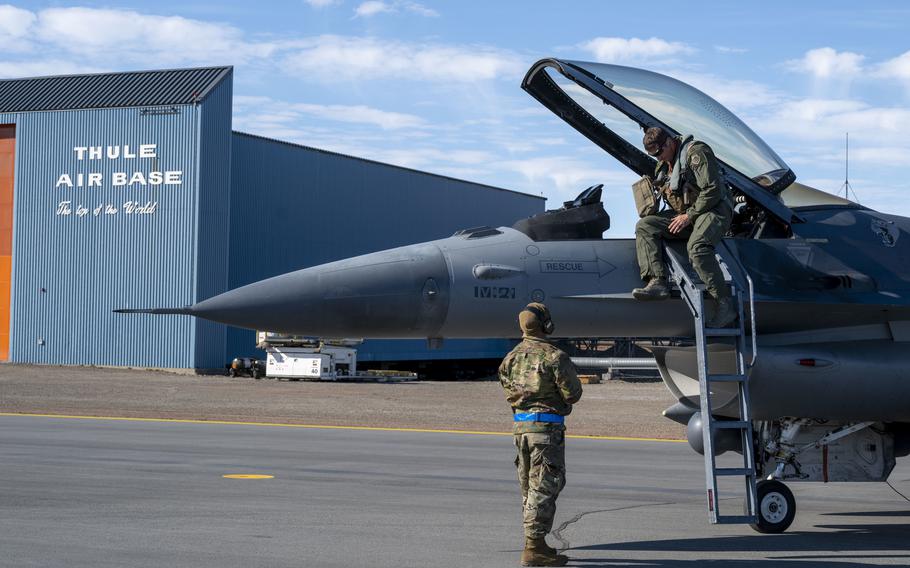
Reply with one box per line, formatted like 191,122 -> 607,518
252,368 -> 262,380
228,368 -> 237,378
750,480 -> 796,534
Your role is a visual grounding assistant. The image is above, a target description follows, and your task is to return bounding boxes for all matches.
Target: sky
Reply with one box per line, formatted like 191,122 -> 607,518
1,1 -> 909,236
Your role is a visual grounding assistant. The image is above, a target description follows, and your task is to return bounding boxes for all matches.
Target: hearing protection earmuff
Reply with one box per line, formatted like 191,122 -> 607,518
523,305 -> 555,335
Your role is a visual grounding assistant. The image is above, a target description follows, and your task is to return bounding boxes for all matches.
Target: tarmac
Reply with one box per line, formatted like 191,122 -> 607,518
2,413 -> 909,567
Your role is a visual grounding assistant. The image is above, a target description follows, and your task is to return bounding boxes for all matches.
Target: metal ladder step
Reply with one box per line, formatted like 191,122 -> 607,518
712,420 -> 750,430
708,374 -> 747,383
663,244 -> 758,526
716,467 -> 755,477
704,327 -> 741,337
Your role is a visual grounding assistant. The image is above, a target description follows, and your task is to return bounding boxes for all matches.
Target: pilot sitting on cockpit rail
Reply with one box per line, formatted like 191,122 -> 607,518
631,126 -> 737,328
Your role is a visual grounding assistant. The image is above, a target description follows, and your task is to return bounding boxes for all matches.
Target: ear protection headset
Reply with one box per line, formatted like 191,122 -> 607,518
523,305 -> 555,335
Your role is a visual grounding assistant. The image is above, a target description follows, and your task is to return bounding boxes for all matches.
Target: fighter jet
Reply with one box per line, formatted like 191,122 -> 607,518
119,59 -> 910,534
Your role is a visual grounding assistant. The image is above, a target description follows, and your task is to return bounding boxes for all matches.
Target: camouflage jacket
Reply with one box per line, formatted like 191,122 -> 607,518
655,139 -> 731,221
498,336 -> 583,433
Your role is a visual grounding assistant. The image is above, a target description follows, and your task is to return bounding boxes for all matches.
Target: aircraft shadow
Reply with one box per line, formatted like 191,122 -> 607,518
570,524 -> 910,567
821,510 -> 910,517
570,558 -> 908,567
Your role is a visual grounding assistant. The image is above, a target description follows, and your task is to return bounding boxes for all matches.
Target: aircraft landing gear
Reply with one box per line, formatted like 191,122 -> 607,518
750,480 -> 795,533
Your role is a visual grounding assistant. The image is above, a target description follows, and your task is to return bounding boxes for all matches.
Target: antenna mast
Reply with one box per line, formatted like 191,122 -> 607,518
840,132 -> 858,202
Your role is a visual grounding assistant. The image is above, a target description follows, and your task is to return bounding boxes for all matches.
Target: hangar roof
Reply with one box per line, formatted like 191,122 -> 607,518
0,66 -> 232,113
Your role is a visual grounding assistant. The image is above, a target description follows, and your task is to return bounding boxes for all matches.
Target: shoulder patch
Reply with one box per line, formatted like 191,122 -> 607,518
690,152 -> 701,167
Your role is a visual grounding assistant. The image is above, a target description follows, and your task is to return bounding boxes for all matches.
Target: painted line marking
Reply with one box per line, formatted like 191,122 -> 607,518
0,412 -> 685,443
223,474 -> 274,480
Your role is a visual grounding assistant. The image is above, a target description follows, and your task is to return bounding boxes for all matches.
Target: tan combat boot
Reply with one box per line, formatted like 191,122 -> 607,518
632,277 -> 670,301
707,296 -> 737,328
520,537 -> 568,567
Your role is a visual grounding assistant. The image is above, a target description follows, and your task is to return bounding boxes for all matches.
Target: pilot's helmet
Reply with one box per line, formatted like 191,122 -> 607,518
520,302 -> 555,335
643,127 -> 670,157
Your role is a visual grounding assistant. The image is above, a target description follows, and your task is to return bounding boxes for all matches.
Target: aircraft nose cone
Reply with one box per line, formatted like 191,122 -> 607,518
190,243 -> 450,338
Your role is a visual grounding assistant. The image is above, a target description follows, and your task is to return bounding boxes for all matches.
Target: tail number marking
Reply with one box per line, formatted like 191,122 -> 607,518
474,286 -> 516,299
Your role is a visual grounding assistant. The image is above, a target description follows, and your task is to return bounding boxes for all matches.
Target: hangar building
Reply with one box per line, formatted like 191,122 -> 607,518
0,66 -> 544,370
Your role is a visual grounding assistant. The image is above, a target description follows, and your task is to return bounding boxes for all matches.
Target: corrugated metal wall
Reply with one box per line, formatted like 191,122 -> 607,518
3,102 -> 207,367
226,133 -> 545,362
192,72 -> 233,370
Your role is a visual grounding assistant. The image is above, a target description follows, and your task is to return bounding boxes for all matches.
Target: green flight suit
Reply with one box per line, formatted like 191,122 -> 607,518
635,138 -> 733,299
499,336 -> 582,539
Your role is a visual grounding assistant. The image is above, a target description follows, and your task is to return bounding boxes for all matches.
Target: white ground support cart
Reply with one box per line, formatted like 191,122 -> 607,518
257,332 -> 360,380
255,333 -> 416,382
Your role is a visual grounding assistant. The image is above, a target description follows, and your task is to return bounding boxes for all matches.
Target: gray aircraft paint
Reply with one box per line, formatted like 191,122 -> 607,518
118,59 -> 910,433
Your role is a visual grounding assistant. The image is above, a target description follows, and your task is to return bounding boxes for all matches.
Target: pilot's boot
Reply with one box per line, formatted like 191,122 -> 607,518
521,537 -> 568,567
707,296 -> 738,328
632,277 -> 670,301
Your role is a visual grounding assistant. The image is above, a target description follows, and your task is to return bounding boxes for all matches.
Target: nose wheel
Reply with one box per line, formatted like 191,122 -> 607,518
750,480 -> 796,533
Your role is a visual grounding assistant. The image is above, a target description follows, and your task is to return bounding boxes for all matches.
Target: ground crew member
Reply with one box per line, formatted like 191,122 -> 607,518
632,126 -> 737,328
499,303 -> 582,567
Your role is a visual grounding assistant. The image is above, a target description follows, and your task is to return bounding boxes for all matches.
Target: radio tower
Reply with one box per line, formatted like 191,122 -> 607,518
840,132 -> 858,202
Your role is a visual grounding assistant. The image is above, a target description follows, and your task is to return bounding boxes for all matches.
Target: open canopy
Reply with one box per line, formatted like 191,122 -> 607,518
522,58 -> 803,225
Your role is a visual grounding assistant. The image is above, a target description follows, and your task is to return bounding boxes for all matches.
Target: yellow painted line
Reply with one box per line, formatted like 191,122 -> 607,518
223,474 -> 274,480
0,412 -> 686,443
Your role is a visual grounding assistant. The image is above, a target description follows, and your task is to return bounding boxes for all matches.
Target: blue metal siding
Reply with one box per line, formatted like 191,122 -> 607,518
226,133 -> 545,361
4,104 -> 203,368
192,73 -> 233,369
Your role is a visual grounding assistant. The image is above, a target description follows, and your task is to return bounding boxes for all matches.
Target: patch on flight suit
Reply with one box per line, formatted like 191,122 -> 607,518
690,153 -> 701,166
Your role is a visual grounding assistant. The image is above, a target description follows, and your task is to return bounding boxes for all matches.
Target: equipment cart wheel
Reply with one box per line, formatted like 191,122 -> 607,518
750,480 -> 796,534
252,367 -> 262,380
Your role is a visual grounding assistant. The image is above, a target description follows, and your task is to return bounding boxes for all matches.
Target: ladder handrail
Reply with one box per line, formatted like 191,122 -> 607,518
718,240 -> 758,366
663,242 -> 758,525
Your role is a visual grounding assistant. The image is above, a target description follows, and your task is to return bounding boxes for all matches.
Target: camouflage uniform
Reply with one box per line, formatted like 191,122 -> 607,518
636,138 -> 733,299
499,336 -> 583,539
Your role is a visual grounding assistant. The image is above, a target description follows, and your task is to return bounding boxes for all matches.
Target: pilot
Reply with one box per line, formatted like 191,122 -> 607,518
499,303 -> 582,567
632,126 -> 737,328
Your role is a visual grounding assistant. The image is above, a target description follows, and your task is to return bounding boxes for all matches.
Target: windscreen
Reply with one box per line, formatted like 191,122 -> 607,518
563,61 -> 791,186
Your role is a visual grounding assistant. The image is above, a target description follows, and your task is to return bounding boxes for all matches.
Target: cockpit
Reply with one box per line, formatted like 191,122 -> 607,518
519,59 -> 860,241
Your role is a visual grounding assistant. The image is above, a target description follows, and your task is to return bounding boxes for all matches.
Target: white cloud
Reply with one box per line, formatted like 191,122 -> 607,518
756,98 -> 910,181
283,35 -> 523,82
354,1 -> 437,18
0,59 -> 102,79
874,50 -> 910,80
580,36 -> 695,64
0,7 -> 494,85
500,156 -> 633,196
714,45 -> 748,54
354,1 -> 392,17
293,103 -> 426,130
784,47 -> 865,79
0,4 -> 38,39
403,2 -> 439,17
763,98 -> 910,140
669,71 -> 784,110
234,95 -> 427,130
26,7 -> 277,66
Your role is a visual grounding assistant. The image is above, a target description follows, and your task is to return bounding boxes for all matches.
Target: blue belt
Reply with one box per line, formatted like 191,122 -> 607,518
513,412 -> 564,424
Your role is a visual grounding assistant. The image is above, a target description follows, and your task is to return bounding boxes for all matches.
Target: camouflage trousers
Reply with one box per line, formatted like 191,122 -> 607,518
635,206 -> 732,299
513,429 -> 566,539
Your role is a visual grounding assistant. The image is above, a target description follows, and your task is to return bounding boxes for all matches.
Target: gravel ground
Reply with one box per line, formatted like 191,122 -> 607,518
0,364 -> 685,439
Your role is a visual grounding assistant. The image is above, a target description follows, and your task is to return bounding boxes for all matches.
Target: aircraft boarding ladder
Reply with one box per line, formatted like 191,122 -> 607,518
664,242 -> 758,525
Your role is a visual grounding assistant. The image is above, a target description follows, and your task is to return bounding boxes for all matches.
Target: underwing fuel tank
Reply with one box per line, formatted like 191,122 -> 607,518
654,340 -> 910,422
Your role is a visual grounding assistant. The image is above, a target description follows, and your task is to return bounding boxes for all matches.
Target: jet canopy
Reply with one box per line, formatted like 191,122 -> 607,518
522,59 -> 801,225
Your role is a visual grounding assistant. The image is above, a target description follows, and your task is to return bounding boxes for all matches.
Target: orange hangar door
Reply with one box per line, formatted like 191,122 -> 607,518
0,126 -> 14,360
